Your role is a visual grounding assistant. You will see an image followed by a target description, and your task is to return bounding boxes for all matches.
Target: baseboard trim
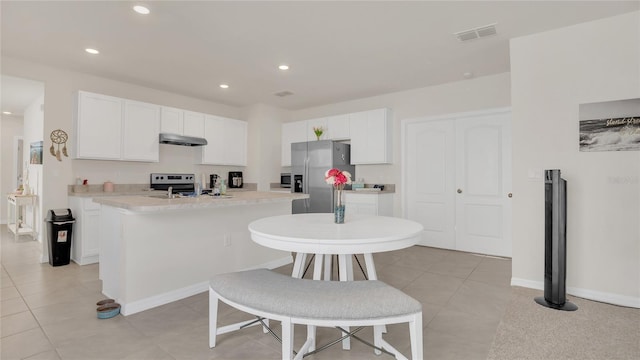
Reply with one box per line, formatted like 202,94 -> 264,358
240,255 -> 293,271
511,277 -> 640,308
71,255 -> 99,266
121,255 -> 294,316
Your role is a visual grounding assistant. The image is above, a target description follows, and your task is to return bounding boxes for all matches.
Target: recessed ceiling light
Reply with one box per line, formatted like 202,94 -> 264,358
2,111 -> 12,115
219,84 -> 229,89
133,5 -> 150,15
85,48 -> 99,55
278,65 -> 290,71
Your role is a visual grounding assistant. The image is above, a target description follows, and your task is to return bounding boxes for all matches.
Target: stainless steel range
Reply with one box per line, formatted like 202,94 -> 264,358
150,173 -> 195,194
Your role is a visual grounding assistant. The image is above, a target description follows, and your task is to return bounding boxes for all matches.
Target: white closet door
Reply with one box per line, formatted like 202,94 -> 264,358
405,120 -> 456,249
455,112 -> 512,257
403,108 -> 512,257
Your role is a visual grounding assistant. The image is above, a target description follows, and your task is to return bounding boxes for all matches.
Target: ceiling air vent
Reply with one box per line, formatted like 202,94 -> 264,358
274,91 -> 294,97
454,23 -> 497,42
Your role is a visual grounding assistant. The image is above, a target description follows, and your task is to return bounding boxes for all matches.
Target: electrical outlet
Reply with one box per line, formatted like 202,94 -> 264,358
223,234 -> 231,247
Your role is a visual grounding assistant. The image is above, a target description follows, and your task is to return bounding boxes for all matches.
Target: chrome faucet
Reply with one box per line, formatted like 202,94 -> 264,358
168,186 -> 173,199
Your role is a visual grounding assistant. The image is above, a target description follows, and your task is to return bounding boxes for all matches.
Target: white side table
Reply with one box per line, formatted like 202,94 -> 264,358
7,194 -> 37,241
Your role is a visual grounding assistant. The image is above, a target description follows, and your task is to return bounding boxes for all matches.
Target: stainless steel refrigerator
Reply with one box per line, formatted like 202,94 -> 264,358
291,140 -> 355,214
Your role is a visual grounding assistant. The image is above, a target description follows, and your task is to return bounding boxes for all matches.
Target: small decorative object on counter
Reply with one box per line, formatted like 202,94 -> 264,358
313,126 -> 324,140
220,179 -> 227,195
351,178 -> 365,190
325,168 -> 352,224
103,181 -> 114,192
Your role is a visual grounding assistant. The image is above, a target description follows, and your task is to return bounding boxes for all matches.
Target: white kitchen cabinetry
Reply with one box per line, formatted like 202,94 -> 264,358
74,91 -> 123,160
160,106 -> 184,134
183,111 -> 205,137
281,108 -> 391,166
200,116 -> 247,166
349,108 -> 392,164
75,91 -> 160,162
344,192 -> 393,216
281,121 -> 308,166
68,197 -> 100,265
327,114 -> 350,140
123,100 -> 160,162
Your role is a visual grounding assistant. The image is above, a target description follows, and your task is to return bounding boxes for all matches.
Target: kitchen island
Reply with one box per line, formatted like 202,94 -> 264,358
93,191 -> 307,315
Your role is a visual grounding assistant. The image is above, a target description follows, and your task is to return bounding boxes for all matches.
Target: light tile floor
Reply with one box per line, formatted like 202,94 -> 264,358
1,226 -> 512,359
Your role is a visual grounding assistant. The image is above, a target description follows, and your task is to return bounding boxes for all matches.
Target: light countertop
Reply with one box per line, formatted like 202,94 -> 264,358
92,191 -> 308,212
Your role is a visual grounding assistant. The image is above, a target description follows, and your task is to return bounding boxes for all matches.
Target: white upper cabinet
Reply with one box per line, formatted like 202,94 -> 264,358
75,92 -> 161,162
200,116 -> 247,166
123,100 -> 160,162
306,117 -> 328,141
225,118 -> 247,166
281,108 -> 392,166
74,91 -> 123,160
183,111 -> 205,137
201,115 -> 225,164
281,121 -> 308,166
160,106 -> 184,134
349,108 -> 392,164
327,114 -> 350,140
75,90 -> 246,164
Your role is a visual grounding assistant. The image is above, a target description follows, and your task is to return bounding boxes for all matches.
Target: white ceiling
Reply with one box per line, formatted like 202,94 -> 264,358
1,1 -> 638,114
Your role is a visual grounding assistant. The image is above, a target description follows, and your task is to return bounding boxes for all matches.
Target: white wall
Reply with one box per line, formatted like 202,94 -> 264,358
22,95 -> 45,242
244,104 -> 290,190
0,115 -> 23,223
290,72 -> 512,215
510,11 -> 640,307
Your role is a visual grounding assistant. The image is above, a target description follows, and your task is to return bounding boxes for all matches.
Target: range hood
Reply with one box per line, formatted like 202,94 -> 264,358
159,133 -> 207,147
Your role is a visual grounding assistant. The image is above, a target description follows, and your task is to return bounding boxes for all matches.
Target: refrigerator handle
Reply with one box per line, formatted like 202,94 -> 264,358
304,156 -> 310,211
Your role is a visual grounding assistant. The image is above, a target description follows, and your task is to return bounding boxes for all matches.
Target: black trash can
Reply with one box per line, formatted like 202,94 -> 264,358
45,209 -> 75,266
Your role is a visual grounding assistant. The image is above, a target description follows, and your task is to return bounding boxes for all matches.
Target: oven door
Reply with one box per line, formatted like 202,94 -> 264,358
280,173 -> 291,188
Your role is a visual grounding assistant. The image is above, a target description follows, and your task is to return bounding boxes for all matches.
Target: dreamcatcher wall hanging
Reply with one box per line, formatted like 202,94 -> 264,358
49,129 -> 69,161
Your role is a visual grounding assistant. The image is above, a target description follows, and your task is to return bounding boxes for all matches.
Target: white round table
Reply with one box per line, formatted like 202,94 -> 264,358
249,213 -> 423,352
249,213 -> 424,281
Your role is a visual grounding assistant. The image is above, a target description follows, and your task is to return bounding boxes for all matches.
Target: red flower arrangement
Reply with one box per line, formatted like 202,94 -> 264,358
324,168 -> 352,190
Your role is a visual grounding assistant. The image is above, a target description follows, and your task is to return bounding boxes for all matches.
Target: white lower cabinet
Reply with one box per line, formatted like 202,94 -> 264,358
69,197 -> 100,265
344,192 -> 393,216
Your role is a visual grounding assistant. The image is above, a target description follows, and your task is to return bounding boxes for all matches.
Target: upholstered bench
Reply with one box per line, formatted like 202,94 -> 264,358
209,269 -> 423,360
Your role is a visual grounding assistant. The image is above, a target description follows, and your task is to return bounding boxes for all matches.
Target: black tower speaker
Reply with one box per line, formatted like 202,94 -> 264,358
535,169 -> 578,311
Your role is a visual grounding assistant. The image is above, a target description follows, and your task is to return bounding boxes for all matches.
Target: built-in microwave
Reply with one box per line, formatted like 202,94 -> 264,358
280,173 -> 291,188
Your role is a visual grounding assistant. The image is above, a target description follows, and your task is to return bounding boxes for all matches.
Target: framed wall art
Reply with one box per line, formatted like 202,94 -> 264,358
579,98 -> 640,152
30,141 -> 43,164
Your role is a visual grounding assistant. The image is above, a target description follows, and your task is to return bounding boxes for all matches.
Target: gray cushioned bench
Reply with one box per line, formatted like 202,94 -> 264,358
209,269 -> 423,360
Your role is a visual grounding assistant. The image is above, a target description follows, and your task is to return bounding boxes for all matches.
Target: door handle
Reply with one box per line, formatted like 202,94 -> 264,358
508,193 -> 513,198
457,189 -> 462,194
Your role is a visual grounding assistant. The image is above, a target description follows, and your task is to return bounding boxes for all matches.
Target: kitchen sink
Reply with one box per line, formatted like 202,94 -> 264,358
146,194 -> 233,199
146,194 -> 178,199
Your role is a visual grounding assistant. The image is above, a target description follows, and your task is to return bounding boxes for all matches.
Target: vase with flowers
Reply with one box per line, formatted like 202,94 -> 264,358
313,126 -> 324,140
325,168 -> 352,223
